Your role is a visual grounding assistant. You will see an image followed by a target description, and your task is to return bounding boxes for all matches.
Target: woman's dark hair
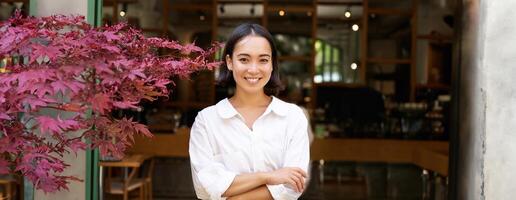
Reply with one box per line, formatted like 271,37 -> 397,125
217,23 -> 284,96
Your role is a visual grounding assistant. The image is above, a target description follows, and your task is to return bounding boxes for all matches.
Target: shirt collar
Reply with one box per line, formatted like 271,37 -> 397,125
216,96 -> 288,119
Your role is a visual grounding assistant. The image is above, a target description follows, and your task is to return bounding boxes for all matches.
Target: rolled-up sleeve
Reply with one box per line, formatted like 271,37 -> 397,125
267,107 -> 310,200
189,112 -> 236,200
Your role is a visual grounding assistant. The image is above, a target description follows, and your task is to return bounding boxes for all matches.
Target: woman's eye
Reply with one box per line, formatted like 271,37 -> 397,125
260,59 -> 269,63
239,58 -> 249,63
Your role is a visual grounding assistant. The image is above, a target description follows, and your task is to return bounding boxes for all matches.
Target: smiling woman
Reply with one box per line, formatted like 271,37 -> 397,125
189,23 -> 310,200
217,23 -> 283,97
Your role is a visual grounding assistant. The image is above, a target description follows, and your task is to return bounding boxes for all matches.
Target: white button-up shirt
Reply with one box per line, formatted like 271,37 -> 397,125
189,96 -> 310,200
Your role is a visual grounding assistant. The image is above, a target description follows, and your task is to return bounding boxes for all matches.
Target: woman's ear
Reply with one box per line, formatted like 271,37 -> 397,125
225,55 -> 233,71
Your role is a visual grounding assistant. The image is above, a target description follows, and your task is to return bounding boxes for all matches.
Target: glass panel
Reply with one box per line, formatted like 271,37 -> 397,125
273,34 -> 312,57
315,39 -> 359,84
317,4 -> 362,84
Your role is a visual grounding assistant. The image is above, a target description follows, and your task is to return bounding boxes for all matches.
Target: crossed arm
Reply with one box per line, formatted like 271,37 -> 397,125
222,168 -> 308,199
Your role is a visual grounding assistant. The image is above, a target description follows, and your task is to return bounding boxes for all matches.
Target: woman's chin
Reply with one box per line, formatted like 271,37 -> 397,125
239,85 -> 266,94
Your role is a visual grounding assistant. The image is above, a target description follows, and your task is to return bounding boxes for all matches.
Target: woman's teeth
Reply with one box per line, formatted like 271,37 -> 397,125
245,77 -> 260,84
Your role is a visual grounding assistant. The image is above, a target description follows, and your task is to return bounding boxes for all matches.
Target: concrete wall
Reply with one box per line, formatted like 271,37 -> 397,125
35,0 -> 87,17
483,1 -> 516,199
34,1 -> 88,200
457,0 -> 516,199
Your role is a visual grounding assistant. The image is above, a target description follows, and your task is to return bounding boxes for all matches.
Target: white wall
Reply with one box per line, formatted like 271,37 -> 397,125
35,0 -> 87,17
483,0 -> 516,198
33,1 -> 88,200
457,0 -> 516,199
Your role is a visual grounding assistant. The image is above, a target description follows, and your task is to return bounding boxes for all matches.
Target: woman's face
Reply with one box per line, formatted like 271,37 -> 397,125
226,35 -> 273,95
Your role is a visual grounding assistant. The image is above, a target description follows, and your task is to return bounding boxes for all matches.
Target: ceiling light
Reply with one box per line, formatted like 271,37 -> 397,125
250,3 -> 255,16
345,11 -> 351,18
350,63 -> 358,70
279,9 -> 285,16
352,24 -> 359,31
345,6 -> 351,18
219,4 -> 225,14
120,3 -> 128,17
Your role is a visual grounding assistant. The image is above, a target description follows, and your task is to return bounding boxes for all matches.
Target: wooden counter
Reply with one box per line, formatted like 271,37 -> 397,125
128,128 -> 449,176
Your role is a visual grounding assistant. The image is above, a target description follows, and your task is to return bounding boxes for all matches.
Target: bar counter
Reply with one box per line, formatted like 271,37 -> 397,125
128,128 -> 449,176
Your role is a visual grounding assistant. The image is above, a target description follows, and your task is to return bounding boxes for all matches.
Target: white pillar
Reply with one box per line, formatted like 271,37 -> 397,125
457,0 -> 516,199
483,1 -> 516,199
33,1 -> 88,200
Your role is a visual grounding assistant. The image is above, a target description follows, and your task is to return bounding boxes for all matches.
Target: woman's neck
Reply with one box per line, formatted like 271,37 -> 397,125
230,89 -> 271,108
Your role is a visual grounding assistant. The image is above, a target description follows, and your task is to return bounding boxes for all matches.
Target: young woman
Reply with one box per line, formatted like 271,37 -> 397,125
189,23 -> 310,200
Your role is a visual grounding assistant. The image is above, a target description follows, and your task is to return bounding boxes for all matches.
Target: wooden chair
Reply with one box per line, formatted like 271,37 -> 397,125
141,158 -> 155,200
0,177 -> 15,200
104,166 -> 145,200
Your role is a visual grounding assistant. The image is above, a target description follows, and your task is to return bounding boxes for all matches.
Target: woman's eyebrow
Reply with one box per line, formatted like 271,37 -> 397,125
259,54 -> 271,58
236,53 -> 251,57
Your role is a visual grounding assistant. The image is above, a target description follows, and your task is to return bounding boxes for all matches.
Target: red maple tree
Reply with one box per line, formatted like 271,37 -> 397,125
0,12 -> 221,193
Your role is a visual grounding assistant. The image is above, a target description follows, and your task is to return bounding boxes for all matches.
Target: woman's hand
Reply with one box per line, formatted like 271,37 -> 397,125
265,167 -> 308,193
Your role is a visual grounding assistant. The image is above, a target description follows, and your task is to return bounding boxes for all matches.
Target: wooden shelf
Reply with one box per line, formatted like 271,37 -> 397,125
367,58 -> 411,64
266,5 -> 315,13
164,101 -> 211,109
315,82 -> 365,88
317,1 -> 362,6
103,0 -> 137,6
148,124 -> 176,132
1,0 -> 28,3
370,72 -> 398,81
129,130 -> 449,176
368,8 -> 412,16
278,55 -> 312,62
170,3 -> 212,11
416,83 -> 451,90
218,0 -> 264,3
417,34 -> 454,42
317,18 -> 361,23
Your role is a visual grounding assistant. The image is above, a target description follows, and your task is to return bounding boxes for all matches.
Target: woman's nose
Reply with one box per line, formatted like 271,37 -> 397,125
247,62 -> 259,72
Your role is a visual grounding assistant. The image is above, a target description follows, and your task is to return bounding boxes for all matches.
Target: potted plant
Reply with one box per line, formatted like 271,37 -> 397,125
0,12 -> 220,193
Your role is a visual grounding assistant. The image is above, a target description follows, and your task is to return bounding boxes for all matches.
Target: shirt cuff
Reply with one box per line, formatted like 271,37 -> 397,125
199,169 -> 237,200
266,184 -> 301,200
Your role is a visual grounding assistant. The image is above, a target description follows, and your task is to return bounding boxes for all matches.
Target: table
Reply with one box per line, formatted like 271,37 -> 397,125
100,154 -> 153,168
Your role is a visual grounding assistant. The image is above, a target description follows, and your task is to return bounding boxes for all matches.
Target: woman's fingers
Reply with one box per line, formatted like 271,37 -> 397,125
290,174 -> 303,192
287,179 -> 300,192
291,169 -> 306,190
294,167 -> 308,178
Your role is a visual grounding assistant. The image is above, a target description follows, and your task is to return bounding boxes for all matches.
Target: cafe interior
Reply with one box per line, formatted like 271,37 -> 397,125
0,0 -> 459,199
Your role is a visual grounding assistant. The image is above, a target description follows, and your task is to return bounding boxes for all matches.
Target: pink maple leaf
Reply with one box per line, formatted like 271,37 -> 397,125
21,95 -> 51,110
127,69 -> 146,80
102,31 -> 120,42
51,80 -> 69,94
0,113 -> 11,120
181,42 -> 203,55
68,139 -> 87,153
112,101 -> 139,110
37,116 -> 62,135
56,115 -> 81,130
31,43 -> 61,63
134,123 -> 152,138
90,93 -> 111,114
